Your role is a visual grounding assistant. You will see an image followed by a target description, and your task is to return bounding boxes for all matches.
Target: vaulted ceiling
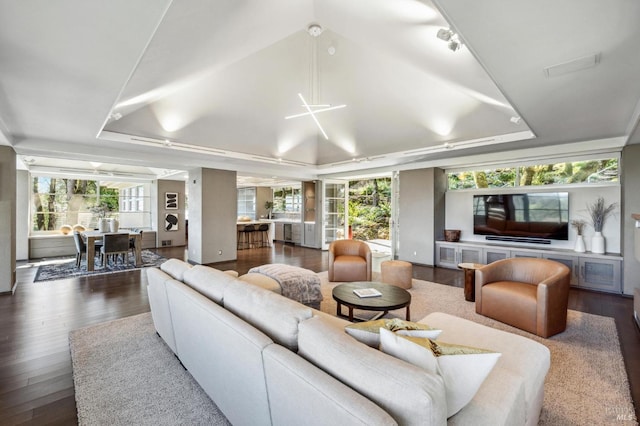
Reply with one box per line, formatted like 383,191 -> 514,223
1,0 -> 638,182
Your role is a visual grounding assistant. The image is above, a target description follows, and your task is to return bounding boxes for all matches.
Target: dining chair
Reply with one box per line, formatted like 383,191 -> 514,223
73,231 -> 96,268
129,229 -> 142,257
100,233 -> 130,266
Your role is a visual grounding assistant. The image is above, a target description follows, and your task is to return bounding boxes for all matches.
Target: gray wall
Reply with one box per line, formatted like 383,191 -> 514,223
622,144 -> 640,295
0,147 -> 16,293
396,168 -> 445,265
188,168 -> 237,264
16,170 -> 29,260
156,179 -> 186,247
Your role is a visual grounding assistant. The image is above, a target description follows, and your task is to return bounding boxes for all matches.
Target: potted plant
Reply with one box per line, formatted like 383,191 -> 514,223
571,219 -> 586,252
264,201 -> 274,220
586,197 -> 617,254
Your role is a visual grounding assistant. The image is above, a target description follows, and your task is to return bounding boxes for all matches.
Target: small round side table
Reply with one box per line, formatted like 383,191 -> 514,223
458,262 -> 485,302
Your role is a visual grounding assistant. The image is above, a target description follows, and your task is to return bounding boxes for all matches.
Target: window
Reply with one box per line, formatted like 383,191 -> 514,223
448,158 -> 618,190
272,186 -> 301,213
31,177 -> 151,233
237,187 -> 256,220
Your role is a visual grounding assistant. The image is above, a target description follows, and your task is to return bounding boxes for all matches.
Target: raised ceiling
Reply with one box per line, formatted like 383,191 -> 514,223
1,0 -> 639,182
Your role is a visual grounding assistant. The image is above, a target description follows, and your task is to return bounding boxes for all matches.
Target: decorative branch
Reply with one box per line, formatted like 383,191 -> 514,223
586,197 -> 617,233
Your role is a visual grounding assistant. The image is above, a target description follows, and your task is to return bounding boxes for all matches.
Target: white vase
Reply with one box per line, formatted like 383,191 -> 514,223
110,218 -> 119,232
574,235 -> 586,252
591,231 -> 605,254
98,218 -> 109,233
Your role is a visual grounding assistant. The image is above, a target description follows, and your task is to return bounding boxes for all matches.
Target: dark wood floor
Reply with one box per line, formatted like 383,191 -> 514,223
1,243 -> 638,425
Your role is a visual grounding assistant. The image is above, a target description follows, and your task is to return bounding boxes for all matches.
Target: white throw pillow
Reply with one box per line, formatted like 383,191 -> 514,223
344,318 -> 442,347
379,327 -> 501,417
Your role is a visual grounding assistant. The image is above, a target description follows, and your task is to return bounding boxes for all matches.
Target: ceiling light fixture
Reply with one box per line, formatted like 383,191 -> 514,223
436,28 -> 464,52
510,116 -> 522,124
284,23 -> 346,139
299,93 -> 329,140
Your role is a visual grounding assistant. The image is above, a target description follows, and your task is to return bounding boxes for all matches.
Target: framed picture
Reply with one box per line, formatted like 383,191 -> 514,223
165,192 -> 178,210
165,213 -> 179,231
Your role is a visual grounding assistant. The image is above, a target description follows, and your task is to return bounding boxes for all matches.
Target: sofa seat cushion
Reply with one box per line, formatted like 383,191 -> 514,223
298,315 -> 447,426
420,313 -> 549,426
223,280 -> 312,352
481,281 -> 537,334
182,265 -> 238,304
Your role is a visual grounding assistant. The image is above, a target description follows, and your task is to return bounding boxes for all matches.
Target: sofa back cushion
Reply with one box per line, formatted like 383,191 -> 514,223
160,258 -> 192,281
263,344 -> 397,426
182,265 -> 237,304
297,315 -> 447,426
166,280 -> 273,425
223,280 -> 312,351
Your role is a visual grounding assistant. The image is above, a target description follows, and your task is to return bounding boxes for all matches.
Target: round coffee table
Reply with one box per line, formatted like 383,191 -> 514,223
332,281 -> 411,322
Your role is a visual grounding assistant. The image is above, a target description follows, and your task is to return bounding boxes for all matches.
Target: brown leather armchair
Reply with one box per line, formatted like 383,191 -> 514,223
475,258 -> 571,338
328,240 -> 372,282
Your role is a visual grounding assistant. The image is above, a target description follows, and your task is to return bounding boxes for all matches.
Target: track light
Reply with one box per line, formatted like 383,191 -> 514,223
436,28 -> 464,52
436,28 -> 453,41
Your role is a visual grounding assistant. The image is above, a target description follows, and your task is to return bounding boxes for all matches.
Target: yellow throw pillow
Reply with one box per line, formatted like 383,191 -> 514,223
379,328 -> 501,418
345,318 -> 442,347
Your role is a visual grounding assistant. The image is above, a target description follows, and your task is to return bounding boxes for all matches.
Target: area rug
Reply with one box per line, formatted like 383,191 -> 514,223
69,313 -> 230,426
70,275 -> 637,425
34,250 -> 167,282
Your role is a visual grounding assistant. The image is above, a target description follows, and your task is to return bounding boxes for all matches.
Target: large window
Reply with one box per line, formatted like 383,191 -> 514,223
237,187 -> 256,220
272,186 -> 301,213
448,158 -> 619,190
31,176 -> 151,233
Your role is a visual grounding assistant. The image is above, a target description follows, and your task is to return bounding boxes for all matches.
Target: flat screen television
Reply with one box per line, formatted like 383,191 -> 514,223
473,192 -> 569,243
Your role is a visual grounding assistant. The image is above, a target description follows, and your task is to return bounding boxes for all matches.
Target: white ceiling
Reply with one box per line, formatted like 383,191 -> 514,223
1,0 -> 638,184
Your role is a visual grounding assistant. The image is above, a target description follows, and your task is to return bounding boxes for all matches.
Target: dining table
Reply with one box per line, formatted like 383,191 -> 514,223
81,230 -> 142,271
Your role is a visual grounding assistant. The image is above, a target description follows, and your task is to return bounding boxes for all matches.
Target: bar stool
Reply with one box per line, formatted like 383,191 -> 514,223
239,224 -> 256,249
257,223 -> 270,247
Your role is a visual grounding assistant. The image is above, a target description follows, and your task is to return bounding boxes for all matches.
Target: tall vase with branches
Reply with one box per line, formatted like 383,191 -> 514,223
586,197 -> 616,254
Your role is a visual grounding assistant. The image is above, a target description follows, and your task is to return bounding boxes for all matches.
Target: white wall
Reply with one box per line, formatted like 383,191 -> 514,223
445,184 -> 622,253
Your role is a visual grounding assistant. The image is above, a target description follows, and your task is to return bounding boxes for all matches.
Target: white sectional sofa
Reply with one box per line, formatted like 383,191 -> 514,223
146,259 -> 550,426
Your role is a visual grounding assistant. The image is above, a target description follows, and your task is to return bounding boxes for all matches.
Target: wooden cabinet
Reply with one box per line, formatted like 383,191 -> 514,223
483,247 -> 510,264
303,222 -> 316,247
435,241 -> 623,293
436,242 -> 482,268
542,253 -> 580,286
274,223 -> 284,241
578,257 -> 622,292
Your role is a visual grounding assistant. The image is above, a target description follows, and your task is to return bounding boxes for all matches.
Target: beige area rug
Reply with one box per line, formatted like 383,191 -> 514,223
317,271 -> 637,426
70,314 -> 230,426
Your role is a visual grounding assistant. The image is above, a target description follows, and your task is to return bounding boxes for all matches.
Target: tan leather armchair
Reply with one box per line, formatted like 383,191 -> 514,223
328,240 -> 372,282
475,258 -> 571,338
